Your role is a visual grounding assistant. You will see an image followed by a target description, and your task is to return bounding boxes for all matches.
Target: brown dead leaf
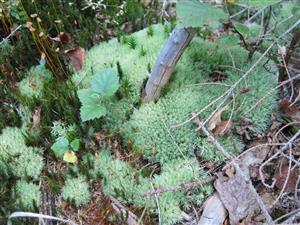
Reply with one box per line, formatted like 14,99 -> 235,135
274,163 -> 299,193
32,107 -> 41,130
279,99 -> 299,117
208,105 -> 229,131
65,47 -> 85,71
214,172 -> 259,225
215,120 -> 232,136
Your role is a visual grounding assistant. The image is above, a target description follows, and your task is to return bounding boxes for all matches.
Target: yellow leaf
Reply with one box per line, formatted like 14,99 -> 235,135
63,151 -> 77,163
226,0 -> 237,4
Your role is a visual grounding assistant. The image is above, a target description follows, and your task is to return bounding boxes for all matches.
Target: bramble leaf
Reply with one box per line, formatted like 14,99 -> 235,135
51,137 -> 69,155
238,0 -> 278,8
77,89 -> 99,105
90,69 -> 119,96
80,104 -> 106,122
70,139 -> 80,151
176,1 -> 228,29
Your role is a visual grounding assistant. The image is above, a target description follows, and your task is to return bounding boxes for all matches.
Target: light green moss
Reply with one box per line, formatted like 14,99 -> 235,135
73,24 -> 167,103
61,176 -> 91,207
0,127 -> 44,179
10,147 -> 44,179
94,150 -> 142,204
125,38 -> 277,164
94,150 -> 212,225
14,180 -> 41,210
81,24 -> 277,225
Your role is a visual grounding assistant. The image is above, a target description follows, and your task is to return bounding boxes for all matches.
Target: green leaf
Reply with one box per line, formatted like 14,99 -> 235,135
80,104 -> 106,122
176,1 -> 228,29
70,139 -> 80,151
217,34 -> 239,47
63,151 -> 77,163
51,137 -> 69,155
90,69 -> 119,96
234,23 -> 250,37
77,89 -> 99,105
238,0 -> 277,8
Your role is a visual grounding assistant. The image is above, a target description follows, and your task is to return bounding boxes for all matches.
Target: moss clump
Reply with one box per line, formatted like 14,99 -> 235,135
73,24 -> 167,104
14,180 -> 41,210
81,24 -> 277,225
18,63 -> 52,99
0,127 -> 44,179
61,176 -> 91,207
125,38 -> 277,164
94,150 -> 212,225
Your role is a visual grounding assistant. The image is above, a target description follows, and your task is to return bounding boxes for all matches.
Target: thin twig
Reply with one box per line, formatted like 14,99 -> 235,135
142,177 -> 215,198
172,18 -> 300,129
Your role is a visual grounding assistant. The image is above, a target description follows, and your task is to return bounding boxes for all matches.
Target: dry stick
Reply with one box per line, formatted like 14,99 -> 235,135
272,146 -> 292,207
279,28 -> 300,82
172,18 -> 300,130
278,44 -> 295,102
150,182 -> 161,225
191,113 -> 274,225
246,73 -> 300,114
142,177 -> 215,198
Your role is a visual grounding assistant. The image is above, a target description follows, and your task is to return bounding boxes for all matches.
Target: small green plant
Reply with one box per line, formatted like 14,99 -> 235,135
127,36 -> 137,49
51,122 -> 80,163
77,68 -> 120,122
139,45 -> 147,56
61,176 -> 91,207
14,180 -> 41,210
147,25 -> 154,36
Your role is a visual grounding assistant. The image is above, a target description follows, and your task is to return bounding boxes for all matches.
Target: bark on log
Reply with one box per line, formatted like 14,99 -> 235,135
142,27 -> 196,103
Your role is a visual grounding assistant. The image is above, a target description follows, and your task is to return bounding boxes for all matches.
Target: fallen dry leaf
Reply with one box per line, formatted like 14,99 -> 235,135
65,47 -> 85,71
208,105 -> 229,131
274,163 -> 299,193
215,120 -> 232,136
198,193 -> 227,225
214,171 -> 259,225
32,107 -> 41,130
279,99 -> 300,124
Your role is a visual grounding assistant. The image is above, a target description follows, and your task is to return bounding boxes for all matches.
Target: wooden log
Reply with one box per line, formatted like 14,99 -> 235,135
142,27 -> 196,103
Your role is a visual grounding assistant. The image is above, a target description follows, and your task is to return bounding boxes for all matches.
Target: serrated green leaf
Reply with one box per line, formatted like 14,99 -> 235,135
176,1 -> 228,29
77,89 -> 99,105
234,23 -> 250,37
63,151 -> 77,163
217,34 -> 239,47
51,137 -> 69,155
238,0 -> 277,8
80,104 -> 106,122
70,139 -> 80,151
90,69 -> 119,96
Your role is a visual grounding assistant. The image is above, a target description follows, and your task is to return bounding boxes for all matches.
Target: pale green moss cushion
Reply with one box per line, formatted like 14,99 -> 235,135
61,176 -> 91,207
125,38 -> 277,164
14,180 -> 41,210
0,127 -> 44,179
81,23 -> 277,225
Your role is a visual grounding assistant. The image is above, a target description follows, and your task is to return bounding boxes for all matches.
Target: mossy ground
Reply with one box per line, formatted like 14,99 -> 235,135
0,23 -> 277,224
75,24 -> 277,225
